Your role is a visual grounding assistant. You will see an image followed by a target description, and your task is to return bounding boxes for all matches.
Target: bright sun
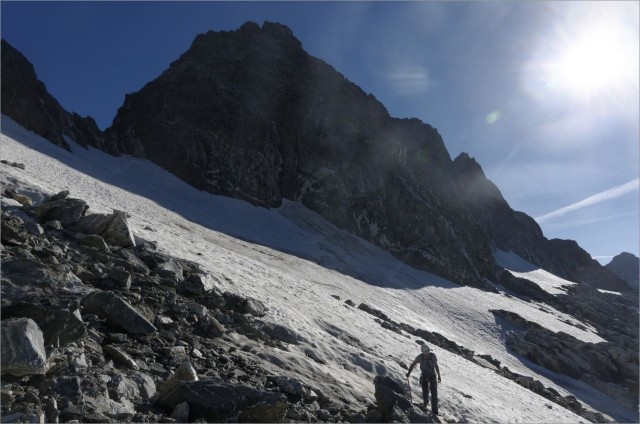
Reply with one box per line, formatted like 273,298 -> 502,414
549,25 -> 630,96
525,3 -> 639,105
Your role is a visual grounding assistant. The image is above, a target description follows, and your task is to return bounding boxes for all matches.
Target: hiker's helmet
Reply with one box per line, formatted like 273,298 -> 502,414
421,345 -> 431,353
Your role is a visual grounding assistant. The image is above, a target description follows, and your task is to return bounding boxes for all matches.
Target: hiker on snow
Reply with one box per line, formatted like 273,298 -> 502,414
406,344 -> 441,415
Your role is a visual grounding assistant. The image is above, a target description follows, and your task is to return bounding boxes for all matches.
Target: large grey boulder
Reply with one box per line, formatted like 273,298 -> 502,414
108,371 -> 156,401
170,402 -> 190,423
1,212 -> 27,245
118,249 -> 150,275
128,371 -> 157,400
224,292 -> 266,316
156,361 -> 199,402
1,318 -> 48,376
158,379 -> 288,423
26,191 -> 88,227
194,315 -> 225,338
2,303 -> 85,348
69,210 -> 135,247
373,375 -> 431,423
82,382 -> 136,422
155,257 -> 184,281
2,257 -> 85,291
75,233 -> 110,252
181,273 -> 217,295
269,376 -> 305,396
81,291 -> 156,334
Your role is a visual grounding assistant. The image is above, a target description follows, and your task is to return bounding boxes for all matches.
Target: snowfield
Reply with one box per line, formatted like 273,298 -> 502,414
1,115 -> 635,423
494,249 -> 577,295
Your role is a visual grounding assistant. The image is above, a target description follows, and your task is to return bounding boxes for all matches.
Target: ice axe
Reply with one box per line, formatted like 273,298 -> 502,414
406,374 -> 412,402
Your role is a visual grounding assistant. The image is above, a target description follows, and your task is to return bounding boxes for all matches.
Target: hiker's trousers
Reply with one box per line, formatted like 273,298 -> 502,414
420,373 -> 438,414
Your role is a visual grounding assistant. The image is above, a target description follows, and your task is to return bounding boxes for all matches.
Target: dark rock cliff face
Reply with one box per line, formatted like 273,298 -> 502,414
106,22 -> 494,286
454,153 -> 629,292
1,40 -> 107,151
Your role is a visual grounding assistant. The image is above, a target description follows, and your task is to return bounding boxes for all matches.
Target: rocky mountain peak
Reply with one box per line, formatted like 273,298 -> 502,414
106,22 -> 491,286
453,152 -> 482,174
184,20 -> 303,65
606,252 -> 640,290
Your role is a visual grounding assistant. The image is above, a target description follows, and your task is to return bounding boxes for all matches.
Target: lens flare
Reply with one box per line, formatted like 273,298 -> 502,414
486,111 -> 501,124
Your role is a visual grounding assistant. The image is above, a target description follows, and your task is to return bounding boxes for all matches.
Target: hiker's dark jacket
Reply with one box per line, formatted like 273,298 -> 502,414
408,352 -> 440,377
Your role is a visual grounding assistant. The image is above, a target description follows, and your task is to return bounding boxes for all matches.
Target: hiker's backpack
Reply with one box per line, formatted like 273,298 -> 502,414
420,352 -> 436,375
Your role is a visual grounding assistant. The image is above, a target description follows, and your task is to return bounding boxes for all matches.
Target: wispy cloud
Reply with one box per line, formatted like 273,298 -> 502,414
386,66 -> 432,96
535,178 -> 639,223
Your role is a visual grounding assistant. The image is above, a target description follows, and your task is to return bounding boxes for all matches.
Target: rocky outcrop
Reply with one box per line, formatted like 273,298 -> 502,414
491,309 -> 638,411
605,252 -> 639,290
1,40 -> 107,151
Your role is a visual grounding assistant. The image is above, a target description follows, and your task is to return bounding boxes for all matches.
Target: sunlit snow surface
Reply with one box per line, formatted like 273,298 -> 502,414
494,249 -> 577,295
597,289 -> 622,296
1,115 -> 634,422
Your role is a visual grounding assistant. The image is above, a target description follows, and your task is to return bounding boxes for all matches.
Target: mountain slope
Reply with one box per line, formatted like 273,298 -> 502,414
2,116 -> 637,422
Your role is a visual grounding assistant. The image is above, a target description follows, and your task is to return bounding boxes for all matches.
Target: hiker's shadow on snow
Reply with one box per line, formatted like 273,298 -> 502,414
3,120 -> 457,290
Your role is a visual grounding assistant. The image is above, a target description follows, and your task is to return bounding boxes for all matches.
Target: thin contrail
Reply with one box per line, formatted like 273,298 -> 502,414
542,210 -> 639,228
535,178 -> 639,223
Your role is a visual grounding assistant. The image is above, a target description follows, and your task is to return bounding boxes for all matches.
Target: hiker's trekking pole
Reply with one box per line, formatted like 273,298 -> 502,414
406,375 -> 412,402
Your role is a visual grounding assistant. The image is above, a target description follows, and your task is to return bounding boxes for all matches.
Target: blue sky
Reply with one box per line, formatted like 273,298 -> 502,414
2,1 -> 638,263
